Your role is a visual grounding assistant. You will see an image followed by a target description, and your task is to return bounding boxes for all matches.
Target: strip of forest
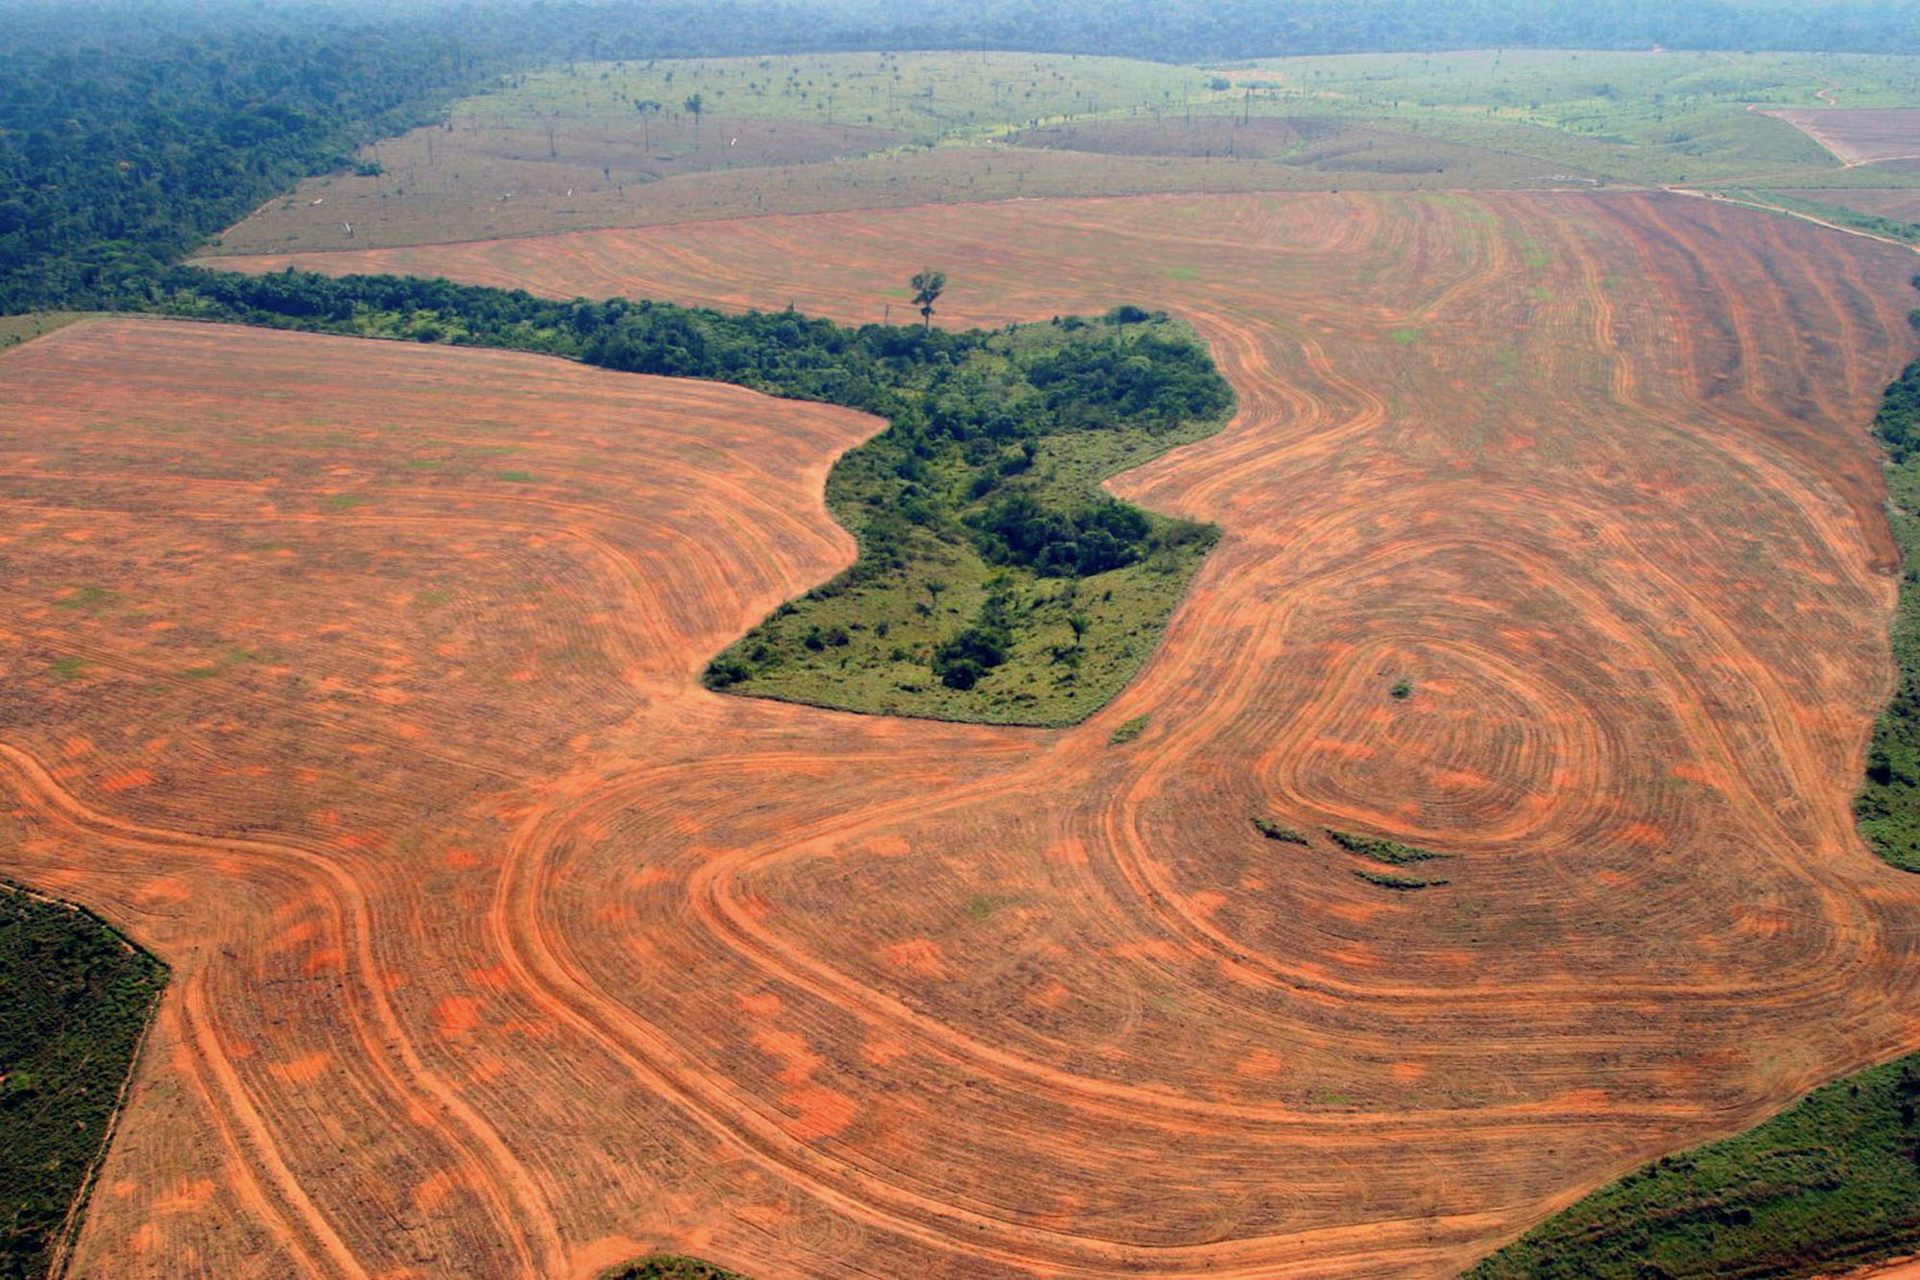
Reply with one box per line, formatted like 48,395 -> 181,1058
0,885 -> 166,1278
1856,282 -> 1920,871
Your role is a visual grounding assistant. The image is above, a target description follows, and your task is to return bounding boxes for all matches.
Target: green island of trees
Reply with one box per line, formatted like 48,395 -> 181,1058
0,884 -> 166,1279
601,1257 -> 749,1280
153,265 -> 1233,724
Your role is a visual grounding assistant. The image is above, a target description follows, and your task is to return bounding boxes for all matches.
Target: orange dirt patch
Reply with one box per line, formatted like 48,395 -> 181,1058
1766,108 -> 1920,167
8,188 -> 1920,1279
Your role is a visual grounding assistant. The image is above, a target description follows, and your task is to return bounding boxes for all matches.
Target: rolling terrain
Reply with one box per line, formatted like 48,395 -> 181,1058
205,50 -> 1920,258
11,188 -> 1920,1278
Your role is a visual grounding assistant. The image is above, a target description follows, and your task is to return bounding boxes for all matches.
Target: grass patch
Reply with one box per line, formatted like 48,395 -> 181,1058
1466,1051 -> 1920,1279
1350,868 -> 1446,890
966,893 -> 1018,921
53,586 -> 120,612
1327,828 -> 1447,865
0,883 -> 166,1280
48,656 -> 91,681
1252,816 -> 1311,845
0,312 -> 94,352
496,470 -> 539,483
1108,715 -> 1151,745
1390,677 -> 1413,699
1855,279 -> 1920,872
1716,189 -> 1920,245
178,649 -> 255,682
1230,49 -> 1920,186
600,1257 -> 749,1280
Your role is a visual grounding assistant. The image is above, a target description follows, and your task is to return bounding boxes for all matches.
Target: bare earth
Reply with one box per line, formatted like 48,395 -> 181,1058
9,189 -> 1920,1278
1766,108 -> 1920,167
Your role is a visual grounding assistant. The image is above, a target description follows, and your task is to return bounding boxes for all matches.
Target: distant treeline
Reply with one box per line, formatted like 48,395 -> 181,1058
7,0 -> 1920,313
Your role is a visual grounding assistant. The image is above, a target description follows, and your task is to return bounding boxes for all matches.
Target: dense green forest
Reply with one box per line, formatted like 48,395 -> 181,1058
1466,1049 -> 1920,1278
600,1257 -> 748,1280
1856,282 -> 1920,871
151,265 -> 1232,722
0,885 -> 165,1279
7,0 -> 1920,311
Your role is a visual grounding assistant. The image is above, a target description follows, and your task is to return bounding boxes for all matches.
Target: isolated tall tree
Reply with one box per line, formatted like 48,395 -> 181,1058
684,93 -> 704,147
911,269 -> 947,331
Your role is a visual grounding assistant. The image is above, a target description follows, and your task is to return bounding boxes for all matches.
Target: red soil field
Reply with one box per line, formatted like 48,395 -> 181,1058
1766,108 -> 1920,167
12,190 -> 1920,1278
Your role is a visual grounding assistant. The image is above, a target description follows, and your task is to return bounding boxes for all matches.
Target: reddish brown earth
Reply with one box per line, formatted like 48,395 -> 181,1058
1766,109 -> 1920,167
11,190 -> 1920,1278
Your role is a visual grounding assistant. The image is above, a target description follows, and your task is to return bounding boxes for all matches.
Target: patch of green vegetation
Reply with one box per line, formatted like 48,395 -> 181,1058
1252,816 -> 1311,845
691,316 -> 1231,724
324,493 -> 367,510
966,893 -> 1018,921
53,586 -> 119,612
1351,868 -> 1446,890
1233,50 -> 1920,186
0,883 -> 166,1280
48,656 -> 91,681
1729,190 -> 1920,245
179,649 -> 257,682
157,268 -> 1232,725
1109,715 -> 1151,745
599,1257 -> 749,1280
1467,1051 -> 1920,1279
1327,828 -> 1447,865
1389,677 -> 1413,699
1856,281 -> 1920,872
496,470 -> 539,482
0,312 -> 94,351
1388,327 -> 1421,345
493,52 -> 1214,147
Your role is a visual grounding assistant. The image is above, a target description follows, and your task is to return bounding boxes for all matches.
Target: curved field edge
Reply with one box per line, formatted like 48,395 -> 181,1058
703,326 -> 1234,727
150,265 -> 1235,726
0,881 -> 167,1280
1859,280 -> 1920,871
1462,1049 -> 1920,1279
1465,280 -> 1920,1279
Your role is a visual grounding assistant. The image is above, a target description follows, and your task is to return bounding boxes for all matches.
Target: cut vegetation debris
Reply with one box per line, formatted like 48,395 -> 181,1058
1326,829 -> 1448,866
1252,816 -> 1311,844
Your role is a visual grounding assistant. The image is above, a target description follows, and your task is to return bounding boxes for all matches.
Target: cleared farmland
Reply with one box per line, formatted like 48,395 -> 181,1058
1768,109 -> 1920,168
205,50 -> 1920,258
15,189 -> 1920,1278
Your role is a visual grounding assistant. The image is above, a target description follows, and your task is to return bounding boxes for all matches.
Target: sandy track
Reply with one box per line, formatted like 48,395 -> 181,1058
10,189 -> 1920,1277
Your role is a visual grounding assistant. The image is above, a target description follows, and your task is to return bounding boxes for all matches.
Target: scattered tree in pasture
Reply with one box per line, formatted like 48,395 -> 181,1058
911,268 -> 947,331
